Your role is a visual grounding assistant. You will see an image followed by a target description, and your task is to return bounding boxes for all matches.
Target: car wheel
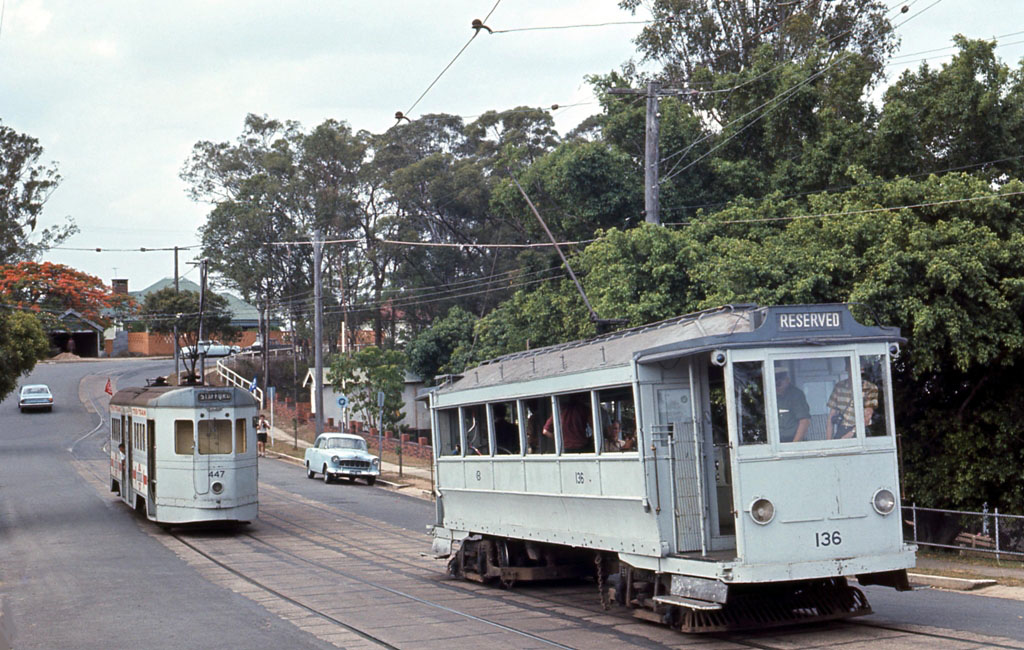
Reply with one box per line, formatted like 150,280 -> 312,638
306,463 -> 315,479
322,465 -> 331,483
366,476 -> 376,486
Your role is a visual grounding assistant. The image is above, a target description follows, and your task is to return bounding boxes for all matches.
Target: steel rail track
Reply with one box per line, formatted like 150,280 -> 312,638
69,448 -> 1022,649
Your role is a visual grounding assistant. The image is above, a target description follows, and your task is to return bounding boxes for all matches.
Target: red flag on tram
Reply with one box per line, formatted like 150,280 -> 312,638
104,379 -> 113,395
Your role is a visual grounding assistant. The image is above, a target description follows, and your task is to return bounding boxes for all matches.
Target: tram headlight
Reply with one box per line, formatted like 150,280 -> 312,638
211,481 -> 224,495
872,488 -> 896,515
749,498 -> 775,525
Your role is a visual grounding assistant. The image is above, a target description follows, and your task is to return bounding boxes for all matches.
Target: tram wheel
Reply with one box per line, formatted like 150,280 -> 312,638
306,463 -> 315,479
323,465 -> 331,483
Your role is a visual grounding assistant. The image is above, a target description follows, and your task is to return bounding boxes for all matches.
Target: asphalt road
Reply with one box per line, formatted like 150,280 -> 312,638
1,358 -> 1021,648
0,359 -> 338,650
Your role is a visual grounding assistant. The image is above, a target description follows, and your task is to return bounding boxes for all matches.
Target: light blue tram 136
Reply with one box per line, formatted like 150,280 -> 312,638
108,383 -> 259,526
428,303 -> 916,633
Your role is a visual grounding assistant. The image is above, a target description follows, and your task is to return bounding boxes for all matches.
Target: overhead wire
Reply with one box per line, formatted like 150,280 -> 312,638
660,153 -> 1024,215
663,190 -> 1024,227
655,0 -> 946,184
398,0 -> 503,122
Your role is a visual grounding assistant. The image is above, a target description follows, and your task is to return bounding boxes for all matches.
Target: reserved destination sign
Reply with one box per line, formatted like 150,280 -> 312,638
778,311 -> 842,331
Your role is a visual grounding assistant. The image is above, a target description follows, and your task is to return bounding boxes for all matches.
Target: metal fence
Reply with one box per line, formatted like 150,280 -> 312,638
904,503 -> 1024,559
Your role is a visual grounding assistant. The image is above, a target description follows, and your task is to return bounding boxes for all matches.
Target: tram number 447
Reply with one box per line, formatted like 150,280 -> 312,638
815,530 -> 842,547
208,470 -> 225,478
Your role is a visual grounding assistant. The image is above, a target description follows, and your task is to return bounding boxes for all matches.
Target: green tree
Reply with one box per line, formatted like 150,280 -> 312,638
405,305 -> 478,382
0,310 -> 50,400
872,37 -> 1024,182
621,0 -> 896,86
139,287 -> 237,378
327,346 -> 407,432
0,121 -> 77,263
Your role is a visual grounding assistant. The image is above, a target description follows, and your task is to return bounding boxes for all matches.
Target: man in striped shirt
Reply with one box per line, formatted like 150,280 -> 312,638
826,376 -> 879,439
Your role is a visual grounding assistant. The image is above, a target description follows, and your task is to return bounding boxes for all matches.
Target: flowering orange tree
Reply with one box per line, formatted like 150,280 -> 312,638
0,261 -> 126,327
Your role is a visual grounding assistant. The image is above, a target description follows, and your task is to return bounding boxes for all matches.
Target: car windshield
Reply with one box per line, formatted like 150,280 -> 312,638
325,437 -> 366,451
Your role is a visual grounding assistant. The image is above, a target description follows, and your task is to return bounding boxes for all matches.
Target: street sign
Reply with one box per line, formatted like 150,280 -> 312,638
336,394 -> 349,409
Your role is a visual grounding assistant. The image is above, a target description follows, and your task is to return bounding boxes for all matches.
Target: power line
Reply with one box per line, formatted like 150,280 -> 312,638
270,235 -> 594,249
489,19 -> 651,34
660,154 -> 1024,215
398,0 -> 503,122
663,190 -> 1024,227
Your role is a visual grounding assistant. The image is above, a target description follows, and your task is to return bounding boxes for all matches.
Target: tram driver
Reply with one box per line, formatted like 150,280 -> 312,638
774,367 -> 810,443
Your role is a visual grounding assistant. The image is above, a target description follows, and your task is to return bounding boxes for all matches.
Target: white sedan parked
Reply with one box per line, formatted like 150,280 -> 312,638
304,433 -> 380,485
181,340 -> 240,358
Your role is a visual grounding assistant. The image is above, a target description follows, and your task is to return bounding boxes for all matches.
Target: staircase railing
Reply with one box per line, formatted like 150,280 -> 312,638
216,358 -> 264,409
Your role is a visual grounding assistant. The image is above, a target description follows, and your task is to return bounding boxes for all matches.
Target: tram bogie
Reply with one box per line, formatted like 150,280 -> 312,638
429,304 -> 915,632
109,384 -> 259,526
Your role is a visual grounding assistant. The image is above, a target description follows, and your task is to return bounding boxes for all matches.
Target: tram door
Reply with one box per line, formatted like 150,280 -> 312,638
121,415 -> 129,503
194,412 -> 213,495
147,419 -> 156,517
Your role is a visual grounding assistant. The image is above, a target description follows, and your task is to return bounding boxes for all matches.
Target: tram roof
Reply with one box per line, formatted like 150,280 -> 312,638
110,385 -> 259,409
436,303 -> 901,395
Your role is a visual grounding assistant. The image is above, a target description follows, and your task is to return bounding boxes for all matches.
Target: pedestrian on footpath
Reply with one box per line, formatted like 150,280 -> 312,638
256,414 -> 270,457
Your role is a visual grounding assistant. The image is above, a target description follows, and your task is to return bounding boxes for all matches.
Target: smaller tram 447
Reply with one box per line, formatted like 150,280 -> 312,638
428,304 -> 916,633
109,384 -> 259,526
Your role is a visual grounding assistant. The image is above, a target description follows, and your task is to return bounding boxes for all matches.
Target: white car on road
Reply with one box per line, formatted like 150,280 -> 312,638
19,384 -> 54,413
304,433 -> 380,485
181,340 -> 240,358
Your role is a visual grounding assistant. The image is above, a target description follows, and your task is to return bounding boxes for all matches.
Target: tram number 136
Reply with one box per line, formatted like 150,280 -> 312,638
815,530 -> 842,547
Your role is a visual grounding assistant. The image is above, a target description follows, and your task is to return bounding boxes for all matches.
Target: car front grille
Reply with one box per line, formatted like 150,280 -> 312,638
338,460 -> 371,470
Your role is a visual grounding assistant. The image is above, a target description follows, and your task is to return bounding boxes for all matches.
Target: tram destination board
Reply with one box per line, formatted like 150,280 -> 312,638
777,310 -> 842,331
196,390 -> 233,403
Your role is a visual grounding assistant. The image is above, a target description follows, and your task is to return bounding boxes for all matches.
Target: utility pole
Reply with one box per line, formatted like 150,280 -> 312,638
173,246 -> 180,381
312,231 -> 325,437
196,258 -> 208,383
608,81 -> 692,226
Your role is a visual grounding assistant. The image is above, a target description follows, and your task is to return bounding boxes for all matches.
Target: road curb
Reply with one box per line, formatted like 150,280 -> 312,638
908,572 -> 998,591
266,451 -> 427,495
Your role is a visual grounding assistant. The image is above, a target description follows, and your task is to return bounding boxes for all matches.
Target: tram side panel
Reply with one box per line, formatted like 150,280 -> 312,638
438,454 -> 666,556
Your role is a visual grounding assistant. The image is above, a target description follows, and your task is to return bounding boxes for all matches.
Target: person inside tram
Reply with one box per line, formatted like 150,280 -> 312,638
826,373 -> 879,439
542,394 -> 592,453
602,420 -> 636,452
775,367 -> 811,442
492,403 -> 520,454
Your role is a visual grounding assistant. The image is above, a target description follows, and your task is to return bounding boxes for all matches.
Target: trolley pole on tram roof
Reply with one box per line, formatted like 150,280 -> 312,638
312,231 -> 325,437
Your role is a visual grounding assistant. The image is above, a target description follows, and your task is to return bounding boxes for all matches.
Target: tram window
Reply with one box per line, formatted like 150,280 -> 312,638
235,418 -> 247,453
553,392 -> 595,454
198,419 -> 232,455
111,418 -> 121,443
436,408 -> 460,456
778,357 -> 851,443
463,404 -> 489,456
174,420 -> 194,454
734,362 -> 767,445
597,387 -> 637,453
859,355 -> 889,437
491,402 -> 520,455
523,398 -> 552,455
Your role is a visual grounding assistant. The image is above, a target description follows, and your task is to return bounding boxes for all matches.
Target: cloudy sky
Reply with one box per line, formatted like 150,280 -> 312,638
3,0 -> 1022,293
